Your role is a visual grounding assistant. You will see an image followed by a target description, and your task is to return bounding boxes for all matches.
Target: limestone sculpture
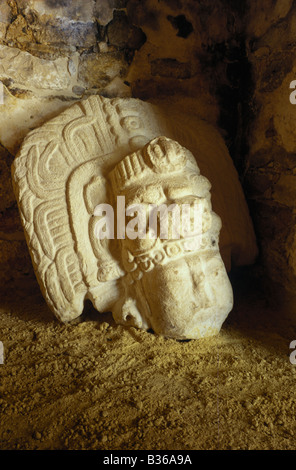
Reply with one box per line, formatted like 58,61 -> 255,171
12,95 -> 258,339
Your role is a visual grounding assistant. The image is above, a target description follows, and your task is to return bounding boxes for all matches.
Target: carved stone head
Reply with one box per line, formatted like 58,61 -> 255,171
12,96 -> 257,339
106,136 -> 233,338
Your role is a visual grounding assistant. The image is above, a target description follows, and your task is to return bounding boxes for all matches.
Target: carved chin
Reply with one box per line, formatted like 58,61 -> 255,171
111,255 -> 233,340
147,258 -> 232,340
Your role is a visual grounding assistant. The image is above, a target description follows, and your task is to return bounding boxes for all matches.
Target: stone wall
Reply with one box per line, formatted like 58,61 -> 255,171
0,0 -> 250,292
244,0 -> 296,296
0,0 -> 247,151
4,0 -> 296,302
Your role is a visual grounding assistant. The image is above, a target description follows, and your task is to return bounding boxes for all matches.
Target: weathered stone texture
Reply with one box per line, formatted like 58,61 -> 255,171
5,0 -> 97,49
0,1 -> 11,40
0,45 -> 71,90
106,10 -> 146,50
245,0 -> 296,293
6,0 -> 296,301
0,0 -> 253,297
78,51 -> 127,89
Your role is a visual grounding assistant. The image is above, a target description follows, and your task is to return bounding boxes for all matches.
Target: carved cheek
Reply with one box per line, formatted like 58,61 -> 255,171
187,254 -> 232,307
202,255 -> 232,295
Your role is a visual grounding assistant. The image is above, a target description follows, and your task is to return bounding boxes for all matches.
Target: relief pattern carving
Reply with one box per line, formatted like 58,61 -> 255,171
12,96 -> 258,339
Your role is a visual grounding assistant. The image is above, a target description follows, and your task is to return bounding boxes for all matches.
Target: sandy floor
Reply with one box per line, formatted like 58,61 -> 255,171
0,268 -> 296,451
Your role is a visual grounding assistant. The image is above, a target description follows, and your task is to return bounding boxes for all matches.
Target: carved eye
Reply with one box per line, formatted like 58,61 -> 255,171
151,144 -> 164,160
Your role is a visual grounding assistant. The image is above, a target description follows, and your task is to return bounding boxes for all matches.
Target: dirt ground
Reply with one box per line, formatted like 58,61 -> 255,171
0,267 -> 296,451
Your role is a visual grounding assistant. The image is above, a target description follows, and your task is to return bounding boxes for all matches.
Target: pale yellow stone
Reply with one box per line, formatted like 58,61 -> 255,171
0,45 -> 71,91
12,95 -> 258,339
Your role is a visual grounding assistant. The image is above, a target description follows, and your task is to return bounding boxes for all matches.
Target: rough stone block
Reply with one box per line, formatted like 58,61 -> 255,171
78,52 -> 127,89
0,45 -> 71,90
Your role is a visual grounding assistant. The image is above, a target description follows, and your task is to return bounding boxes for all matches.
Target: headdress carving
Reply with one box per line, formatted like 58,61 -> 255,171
12,96 -> 258,339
